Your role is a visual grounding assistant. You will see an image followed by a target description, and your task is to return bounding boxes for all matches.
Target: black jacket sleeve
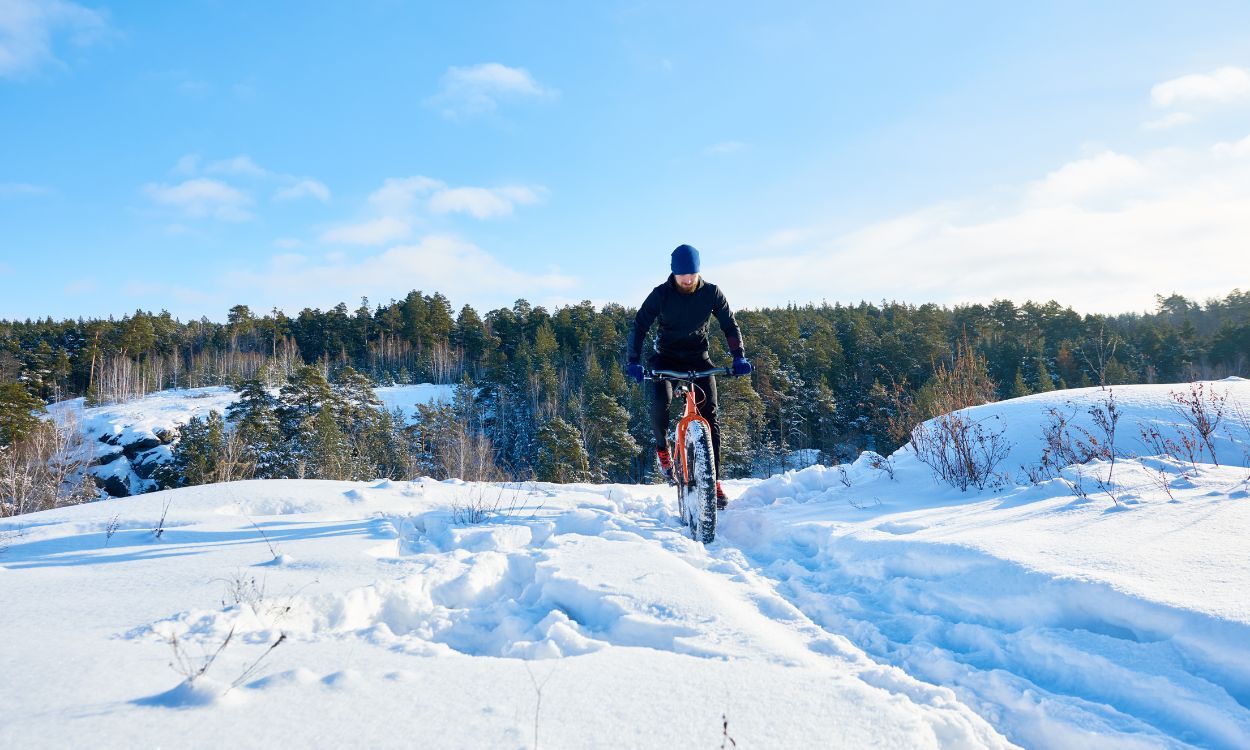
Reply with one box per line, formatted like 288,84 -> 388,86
626,286 -> 665,363
712,287 -> 745,358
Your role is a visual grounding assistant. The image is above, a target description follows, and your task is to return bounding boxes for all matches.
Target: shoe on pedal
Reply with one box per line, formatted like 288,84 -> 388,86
716,481 -> 728,510
656,448 -> 673,476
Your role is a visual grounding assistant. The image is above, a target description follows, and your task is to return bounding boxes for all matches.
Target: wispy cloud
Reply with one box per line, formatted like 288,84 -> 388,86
368,176 -> 444,215
0,182 -> 51,197
122,280 -> 217,305
144,178 -> 252,222
704,141 -> 746,155
1151,66 -> 1250,108
63,278 -> 98,295
160,154 -> 331,213
205,155 -> 270,178
1141,112 -> 1196,131
428,62 -> 556,118
429,186 -> 541,219
717,140 -> 1250,314
319,216 -> 411,246
274,179 -> 331,203
172,154 -> 201,176
1213,133 -> 1250,159
365,175 -> 542,220
226,234 -> 577,313
0,0 -> 109,79
1026,151 -> 1148,205
273,237 -> 303,249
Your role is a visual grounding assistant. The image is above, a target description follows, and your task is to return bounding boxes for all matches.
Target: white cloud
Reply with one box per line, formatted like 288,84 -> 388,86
704,141 -> 746,155
319,216 -> 411,246
172,154 -> 201,175
1141,112 -> 1196,131
0,0 -> 108,78
144,178 -> 252,222
368,176 -> 444,215
429,62 -> 556,117
0,182 -> 50,197
274,178 -> 331,203
226,234 -> 577,312
1213,133 -> 1250,159
361,175 -> 542,220
1027,150 -> 1148,205
273,237 -> 303,249
1151,66 -> 1250,108
760,228 -> 808,250
162,156 -> 331,211
205,155 -> 270,178
716,142 -> 1250,314
428,185 -> 540,219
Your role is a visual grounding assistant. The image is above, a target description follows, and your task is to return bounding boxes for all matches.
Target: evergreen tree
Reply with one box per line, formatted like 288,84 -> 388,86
167,411 -> 226,486
308,403 -> 351,480
718,375 -> 766,477
534,417 -> 590,483
1011,369 -> 1031,398
1036,356 -> 1056,392
583,394 -> 639,481
0,382 -> 45,447
227,379 -> 286,478
278,365 -> 334,435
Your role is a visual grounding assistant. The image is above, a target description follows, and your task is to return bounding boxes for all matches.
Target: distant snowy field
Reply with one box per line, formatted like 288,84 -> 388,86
4,380 -> 1250,748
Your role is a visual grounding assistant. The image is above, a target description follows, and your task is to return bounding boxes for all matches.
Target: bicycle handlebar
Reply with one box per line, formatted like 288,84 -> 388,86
644,366 -> 733,381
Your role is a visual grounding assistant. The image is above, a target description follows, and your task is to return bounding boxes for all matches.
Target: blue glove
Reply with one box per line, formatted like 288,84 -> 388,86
626,362 -> 645,383
732,357 -> 753,376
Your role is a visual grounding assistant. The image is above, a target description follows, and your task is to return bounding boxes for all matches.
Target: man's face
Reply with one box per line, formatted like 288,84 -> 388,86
674,273 -> 699,293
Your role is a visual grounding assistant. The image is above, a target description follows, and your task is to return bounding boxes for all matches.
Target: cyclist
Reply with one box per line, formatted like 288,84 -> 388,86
625,244 -> 752,508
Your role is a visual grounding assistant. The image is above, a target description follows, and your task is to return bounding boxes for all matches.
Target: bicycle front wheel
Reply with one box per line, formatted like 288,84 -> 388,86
681,420 -> 718,544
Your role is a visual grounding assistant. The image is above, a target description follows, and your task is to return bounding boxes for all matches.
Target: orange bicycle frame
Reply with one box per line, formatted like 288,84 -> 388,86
674,385 -> 712,485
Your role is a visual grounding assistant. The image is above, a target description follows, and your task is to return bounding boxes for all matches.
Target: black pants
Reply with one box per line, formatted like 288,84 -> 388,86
649,353 -> 721,479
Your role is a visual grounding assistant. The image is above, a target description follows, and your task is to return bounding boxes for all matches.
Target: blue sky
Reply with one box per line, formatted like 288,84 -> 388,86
3,1 -> 1250,321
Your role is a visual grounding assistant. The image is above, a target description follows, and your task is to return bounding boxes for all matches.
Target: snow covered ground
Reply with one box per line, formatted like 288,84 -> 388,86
4,380 -> 1249,748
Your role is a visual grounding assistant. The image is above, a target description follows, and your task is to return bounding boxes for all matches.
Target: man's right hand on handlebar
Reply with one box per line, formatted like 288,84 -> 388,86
626,361 -> 645,383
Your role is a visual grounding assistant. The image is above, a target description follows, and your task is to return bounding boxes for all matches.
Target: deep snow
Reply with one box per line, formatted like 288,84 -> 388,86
3,379 -> 1249,748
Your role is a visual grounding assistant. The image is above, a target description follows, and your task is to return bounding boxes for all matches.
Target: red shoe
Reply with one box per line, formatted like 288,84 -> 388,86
656,448 -> 673,476
716,481 -> 728,510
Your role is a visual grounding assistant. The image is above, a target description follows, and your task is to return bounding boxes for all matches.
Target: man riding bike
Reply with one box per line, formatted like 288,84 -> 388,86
625,244 -> 752,509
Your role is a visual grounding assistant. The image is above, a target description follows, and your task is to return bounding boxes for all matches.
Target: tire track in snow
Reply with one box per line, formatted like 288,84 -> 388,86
715,505 -> 1250,750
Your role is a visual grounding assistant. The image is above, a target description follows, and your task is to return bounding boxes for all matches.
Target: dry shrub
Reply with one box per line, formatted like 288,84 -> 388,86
0,409 -> 95,517
911,412 -> 1011,491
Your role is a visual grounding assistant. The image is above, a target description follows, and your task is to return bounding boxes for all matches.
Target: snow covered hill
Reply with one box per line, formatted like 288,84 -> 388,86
4,380 -> 1249,748
46,384 -> 454,497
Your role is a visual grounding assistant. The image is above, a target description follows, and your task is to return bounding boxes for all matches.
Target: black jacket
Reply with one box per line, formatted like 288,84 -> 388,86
627,276 -> 744,363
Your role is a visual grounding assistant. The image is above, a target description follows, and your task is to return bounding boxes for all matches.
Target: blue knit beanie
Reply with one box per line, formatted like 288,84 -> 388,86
671,244 -> 700,275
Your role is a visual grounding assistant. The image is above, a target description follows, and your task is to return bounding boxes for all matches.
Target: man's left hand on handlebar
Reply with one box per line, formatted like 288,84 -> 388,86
732,356 -> 753,376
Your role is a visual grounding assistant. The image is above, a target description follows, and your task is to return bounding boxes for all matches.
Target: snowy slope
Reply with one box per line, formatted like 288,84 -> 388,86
45,384 -> 454,497
3,380 -> 1249,748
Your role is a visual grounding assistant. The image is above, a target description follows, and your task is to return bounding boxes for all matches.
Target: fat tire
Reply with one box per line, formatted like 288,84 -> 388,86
683,422 -> 718,544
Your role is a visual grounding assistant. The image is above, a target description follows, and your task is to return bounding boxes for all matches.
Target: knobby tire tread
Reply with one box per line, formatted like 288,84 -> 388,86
684,422 -> 717,544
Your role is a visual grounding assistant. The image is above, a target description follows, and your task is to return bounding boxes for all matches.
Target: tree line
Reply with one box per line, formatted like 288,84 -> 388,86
2,288 -> 1249,506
